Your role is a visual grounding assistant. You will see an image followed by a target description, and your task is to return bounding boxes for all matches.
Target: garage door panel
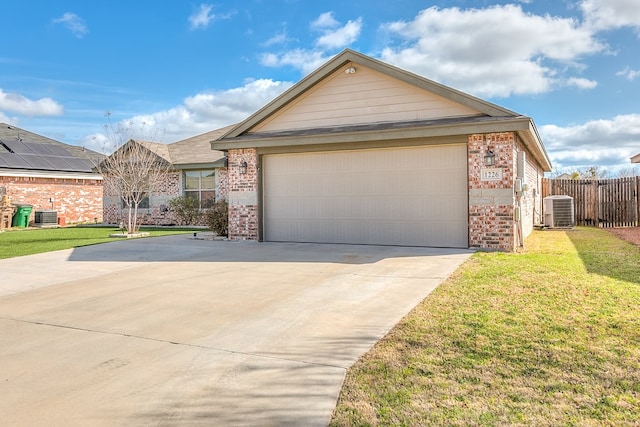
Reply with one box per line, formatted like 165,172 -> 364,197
264,144 -> 468,247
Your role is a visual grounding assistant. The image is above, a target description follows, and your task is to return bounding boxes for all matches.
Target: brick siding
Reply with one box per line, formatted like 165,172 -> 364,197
0,175 -> 103,225
227,149 -> 259,240
468,132 -> 517,251
103,171 -> 181,226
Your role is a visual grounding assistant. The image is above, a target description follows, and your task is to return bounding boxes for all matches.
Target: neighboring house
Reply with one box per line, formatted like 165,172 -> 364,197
102,126 -> 230,225
555,173 -> 573,180
210,49 -> 552,252
631,153 -> 640,163
0,123 -> 104,225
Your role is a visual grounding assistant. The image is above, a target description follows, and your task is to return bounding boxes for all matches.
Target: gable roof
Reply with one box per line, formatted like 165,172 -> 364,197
0,123 -> 104,174
105,126 -> 231,170
212,49 -> 551,172
168,126 -> 231,168
631,152 -> 640,163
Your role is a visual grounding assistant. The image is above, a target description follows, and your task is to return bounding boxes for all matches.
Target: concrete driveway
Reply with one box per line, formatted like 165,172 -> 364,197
0,234 -> 472,426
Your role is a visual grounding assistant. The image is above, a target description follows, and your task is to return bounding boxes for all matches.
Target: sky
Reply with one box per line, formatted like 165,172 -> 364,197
1,0 -> 639,175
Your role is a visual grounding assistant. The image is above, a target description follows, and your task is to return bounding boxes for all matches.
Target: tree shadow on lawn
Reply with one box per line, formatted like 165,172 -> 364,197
565,227 -> 640,286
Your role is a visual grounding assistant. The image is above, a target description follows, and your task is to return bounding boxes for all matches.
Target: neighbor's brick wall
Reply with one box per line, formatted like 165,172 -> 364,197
0,175 -> 103,224
227,149 -> 259,240
468,133 -> 517,251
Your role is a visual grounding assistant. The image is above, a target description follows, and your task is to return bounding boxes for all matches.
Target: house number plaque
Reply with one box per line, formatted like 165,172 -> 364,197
481,168 -> 503,181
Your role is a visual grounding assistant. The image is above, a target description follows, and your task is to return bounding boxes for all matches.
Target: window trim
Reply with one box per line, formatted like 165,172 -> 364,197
183,169 -> 216,209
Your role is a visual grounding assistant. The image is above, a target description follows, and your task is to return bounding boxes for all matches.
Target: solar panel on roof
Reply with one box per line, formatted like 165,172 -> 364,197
0,137 -> 97,172
44,156 -> 72,171
46,144 -> 74,157
26,143 -> 55,156
0,153 -> 31,169
64,157 -> 93,172
2,140 -> 33,154
19,154 -> 54,169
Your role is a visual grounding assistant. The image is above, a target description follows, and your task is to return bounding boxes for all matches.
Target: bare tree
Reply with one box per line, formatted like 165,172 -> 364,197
577,165 -> 610,180
96,114 -> 171,234
616,166 -> 640,178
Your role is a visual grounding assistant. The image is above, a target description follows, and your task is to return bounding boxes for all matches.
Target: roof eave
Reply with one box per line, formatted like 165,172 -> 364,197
211,116 -> 552,172
0,168 -> 103,180
172,158 -> 227,170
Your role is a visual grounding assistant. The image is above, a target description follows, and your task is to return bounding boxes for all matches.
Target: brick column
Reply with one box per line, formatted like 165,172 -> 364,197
468,133 -> 517,251
227,149 -> 259,240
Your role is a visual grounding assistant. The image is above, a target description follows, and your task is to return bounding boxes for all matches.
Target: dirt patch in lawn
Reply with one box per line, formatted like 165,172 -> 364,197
607,226 -> 640,247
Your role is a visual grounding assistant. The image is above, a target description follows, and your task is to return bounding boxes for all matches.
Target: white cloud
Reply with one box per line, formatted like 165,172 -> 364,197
316,18 -> 363,49
260,49 -> 330,75
262,12 -> 362,73
188,4 -> 234,30
262,29 -> 292,47
311,12 -> 340,29
566,77 -> 598,89
0,89 -> 64,116
0,112 -> 16,124
52,12 -> 88,39
617,66 -> 640,81
581,0 -> 640,32
380,5 -> 606,97
80,133 -> 110,154
96,79 -> 294,145
540,114 -> 640,170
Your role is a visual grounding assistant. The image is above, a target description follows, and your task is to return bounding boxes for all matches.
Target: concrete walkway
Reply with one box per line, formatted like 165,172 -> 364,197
0,235 -> 472,426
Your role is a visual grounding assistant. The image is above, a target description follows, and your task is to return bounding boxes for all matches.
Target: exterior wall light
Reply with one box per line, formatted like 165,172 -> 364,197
484,149 -> 496,167
345,66 -> 356,74
239,159 -> 248,174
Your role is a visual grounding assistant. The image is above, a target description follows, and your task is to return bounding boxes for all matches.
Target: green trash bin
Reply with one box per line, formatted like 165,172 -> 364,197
12,204 -> 33,228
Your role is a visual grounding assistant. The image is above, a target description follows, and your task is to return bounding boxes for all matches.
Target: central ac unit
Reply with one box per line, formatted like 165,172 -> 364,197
544,195 -> 574,228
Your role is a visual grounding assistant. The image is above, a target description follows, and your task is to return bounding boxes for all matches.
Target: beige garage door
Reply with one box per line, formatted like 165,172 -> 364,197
263,144 -> 468,247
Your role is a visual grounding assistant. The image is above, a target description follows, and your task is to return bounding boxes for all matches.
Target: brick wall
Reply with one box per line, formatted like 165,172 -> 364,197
468,132 -> 517,251
0,175 -> 103,224
102,167 -> 230,227
103,171 -> 181,226
517,137 -> 544,239
227,149 -> 259,240
217,168 -> 229,201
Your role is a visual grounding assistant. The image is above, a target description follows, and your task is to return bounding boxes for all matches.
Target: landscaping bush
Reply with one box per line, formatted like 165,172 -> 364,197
204,199 -> 228,236
168,196 -> 201,225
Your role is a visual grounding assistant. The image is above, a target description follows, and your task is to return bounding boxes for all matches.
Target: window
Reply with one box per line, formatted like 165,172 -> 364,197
121,192 -> 149,209
184,170 -> 216,209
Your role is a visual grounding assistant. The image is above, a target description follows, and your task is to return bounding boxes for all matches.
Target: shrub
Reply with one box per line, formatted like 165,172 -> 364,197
204,199 -> 228,236
168,196 -> 201,225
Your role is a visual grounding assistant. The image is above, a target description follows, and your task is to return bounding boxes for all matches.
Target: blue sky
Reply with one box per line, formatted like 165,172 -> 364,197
1,0 -> 639,175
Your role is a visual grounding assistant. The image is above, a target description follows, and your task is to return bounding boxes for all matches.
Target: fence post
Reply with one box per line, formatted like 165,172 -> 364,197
636,176 -> 640,226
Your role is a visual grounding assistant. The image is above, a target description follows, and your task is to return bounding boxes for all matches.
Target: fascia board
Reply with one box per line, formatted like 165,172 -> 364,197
211,118 -> 532,150
0,169 -> 103,180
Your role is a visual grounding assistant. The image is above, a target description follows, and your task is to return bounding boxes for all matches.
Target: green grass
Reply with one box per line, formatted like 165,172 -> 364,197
0,226 -> 205,259
331,227 -> 640,426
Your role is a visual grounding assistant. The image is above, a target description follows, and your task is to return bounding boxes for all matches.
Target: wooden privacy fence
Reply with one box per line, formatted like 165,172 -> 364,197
542,177 -> 640,228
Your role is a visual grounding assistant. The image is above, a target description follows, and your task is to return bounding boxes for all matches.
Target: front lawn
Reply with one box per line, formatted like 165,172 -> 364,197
331,227 -> 640,426
0,226 -> 204,259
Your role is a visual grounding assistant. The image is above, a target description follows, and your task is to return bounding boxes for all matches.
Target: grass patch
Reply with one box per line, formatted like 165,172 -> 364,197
0,226 -> 204,259
331,227 -> 640,426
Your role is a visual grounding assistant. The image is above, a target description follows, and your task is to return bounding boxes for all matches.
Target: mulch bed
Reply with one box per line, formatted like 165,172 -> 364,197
606,227 -> 640,247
